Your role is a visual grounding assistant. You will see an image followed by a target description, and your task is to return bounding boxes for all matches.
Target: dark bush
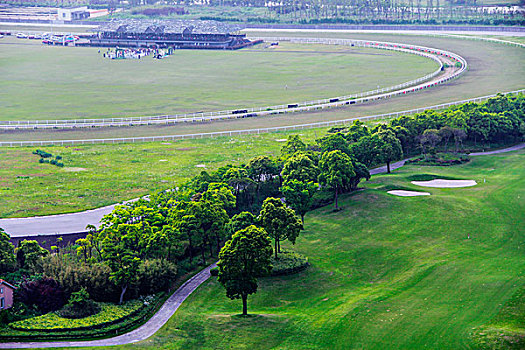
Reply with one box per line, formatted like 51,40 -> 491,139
210,267 -> 219,276
16,277 -> 66,313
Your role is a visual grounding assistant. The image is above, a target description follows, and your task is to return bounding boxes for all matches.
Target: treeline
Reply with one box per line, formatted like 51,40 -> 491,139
1,93 -> 523,319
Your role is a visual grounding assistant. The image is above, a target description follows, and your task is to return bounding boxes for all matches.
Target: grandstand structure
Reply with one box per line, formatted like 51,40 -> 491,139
89,19 -> 261,50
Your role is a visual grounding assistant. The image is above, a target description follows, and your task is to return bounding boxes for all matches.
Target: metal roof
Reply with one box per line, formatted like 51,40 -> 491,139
97,19 -> 244,35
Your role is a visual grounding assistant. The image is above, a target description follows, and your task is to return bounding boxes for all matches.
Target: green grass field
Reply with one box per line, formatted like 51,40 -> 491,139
0,32 -> 522,142
0,130 -> 327,218
0,37 -> 437,121
95,148 -> 523,350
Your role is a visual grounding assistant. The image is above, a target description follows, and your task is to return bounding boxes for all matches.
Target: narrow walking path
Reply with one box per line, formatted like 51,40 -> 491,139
0,264 -> 215,349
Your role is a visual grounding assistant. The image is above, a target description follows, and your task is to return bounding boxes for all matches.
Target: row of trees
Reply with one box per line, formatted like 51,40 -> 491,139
2,93 -> 522,316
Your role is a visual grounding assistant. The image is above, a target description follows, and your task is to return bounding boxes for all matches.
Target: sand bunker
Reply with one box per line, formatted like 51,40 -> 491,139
411,179 -> 477,188
275,139 -> 288,142
195,164 -> 206,168
388,190 -> 431,197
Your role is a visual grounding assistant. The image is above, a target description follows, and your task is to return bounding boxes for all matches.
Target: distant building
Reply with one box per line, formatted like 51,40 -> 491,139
58,7 -> 90,21
0,279 -> 16,310
89,19 -> 262,50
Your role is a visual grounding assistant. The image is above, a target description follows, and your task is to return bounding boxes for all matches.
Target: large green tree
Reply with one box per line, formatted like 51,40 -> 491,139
280,135 -> 306,159
0,228 -> 16,273
318,150 -> 356,210
217,225 -> 272,316
377,129 -> 403,173
281,152 -> 319,184
16,240 -> 49,272
101,224 -> 142,304
259,197 -> 302,259
281,179 -> 318,224
317,132 -> 351,156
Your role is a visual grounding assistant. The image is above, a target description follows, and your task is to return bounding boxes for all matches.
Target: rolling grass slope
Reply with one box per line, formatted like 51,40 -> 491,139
109,149 -> 524,349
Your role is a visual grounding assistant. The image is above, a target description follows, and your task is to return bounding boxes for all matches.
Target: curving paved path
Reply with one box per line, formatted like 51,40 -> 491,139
0,264 -> 216,349
0,143 -> 523,349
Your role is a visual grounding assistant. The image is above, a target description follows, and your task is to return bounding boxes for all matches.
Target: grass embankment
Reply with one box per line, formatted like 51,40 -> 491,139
103,149 -> 523,349
0,37 -> 436,121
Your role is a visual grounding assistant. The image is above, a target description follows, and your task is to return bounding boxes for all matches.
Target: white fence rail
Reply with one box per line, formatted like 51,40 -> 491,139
2,89 -> 522,147
0,37 -> 467,129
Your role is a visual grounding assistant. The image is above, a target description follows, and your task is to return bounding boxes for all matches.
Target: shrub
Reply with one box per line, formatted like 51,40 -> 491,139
269,251 -> 309,276
56,288 -> 100,319
210,267 -> 219,276
16,277 -> 66,313
55,155 -> 62,160
43,257 -> 120,302
32,149 -> 52,158
137,259 -> 177,295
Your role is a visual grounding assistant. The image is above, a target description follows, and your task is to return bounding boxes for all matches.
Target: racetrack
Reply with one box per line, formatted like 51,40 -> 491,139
0,30 -> 522,143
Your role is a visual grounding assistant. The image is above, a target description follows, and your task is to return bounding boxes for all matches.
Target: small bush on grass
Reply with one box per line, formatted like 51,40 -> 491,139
57,288 -> 101,319
270,251 -> 309,276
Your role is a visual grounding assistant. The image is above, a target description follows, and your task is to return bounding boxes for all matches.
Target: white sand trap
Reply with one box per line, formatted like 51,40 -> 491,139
195,164 -> 206,168
388,190 -> 431,197
159,159 -> 168,162
411,179 -> 477,188
275,139 -> 288,142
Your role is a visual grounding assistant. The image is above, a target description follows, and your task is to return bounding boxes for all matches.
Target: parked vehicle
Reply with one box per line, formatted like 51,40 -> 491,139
16,33 -> 28,39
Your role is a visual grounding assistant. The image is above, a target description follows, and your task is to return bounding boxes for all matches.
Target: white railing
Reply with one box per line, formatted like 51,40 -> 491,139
2,89 -> 522,147
0,37 -> 467,129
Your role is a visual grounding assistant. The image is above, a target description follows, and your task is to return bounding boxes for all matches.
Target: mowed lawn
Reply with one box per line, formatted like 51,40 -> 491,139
0,38 -> 437,121
103,149 -> 523,350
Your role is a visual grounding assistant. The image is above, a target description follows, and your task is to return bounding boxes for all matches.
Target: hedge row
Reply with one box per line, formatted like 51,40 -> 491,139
9,300 -> 143,332
0,293 -> 166,342
270,251 -> 309,276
